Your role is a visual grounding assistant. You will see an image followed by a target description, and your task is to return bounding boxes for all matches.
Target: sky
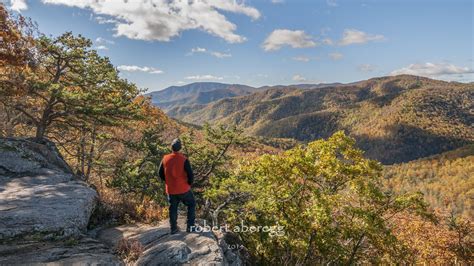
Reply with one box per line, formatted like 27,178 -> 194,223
4,0 -> 474,92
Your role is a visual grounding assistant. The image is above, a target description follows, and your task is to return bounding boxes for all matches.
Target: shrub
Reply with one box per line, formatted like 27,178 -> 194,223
116,238 -> 144,262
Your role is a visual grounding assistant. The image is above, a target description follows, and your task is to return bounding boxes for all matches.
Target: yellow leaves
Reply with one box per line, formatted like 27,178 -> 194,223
391,212 -> 467,264
207,131 -> 430,263
384,145 -> 474,218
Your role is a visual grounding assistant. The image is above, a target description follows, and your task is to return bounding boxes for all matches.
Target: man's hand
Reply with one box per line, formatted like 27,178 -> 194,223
158,160 -> 165,181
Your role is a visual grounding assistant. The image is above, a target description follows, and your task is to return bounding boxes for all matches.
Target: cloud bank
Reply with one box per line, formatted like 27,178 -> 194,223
117,65 -> 163,74
390,62 -> 473,78
41,0 -> 260,43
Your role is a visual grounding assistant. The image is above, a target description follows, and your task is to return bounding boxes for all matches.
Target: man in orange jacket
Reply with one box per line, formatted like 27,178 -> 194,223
159,138 -> 196,234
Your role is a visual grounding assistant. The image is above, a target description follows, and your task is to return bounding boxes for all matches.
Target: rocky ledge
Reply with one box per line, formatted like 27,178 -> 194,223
0,138 -> 241,265
97,218 -> 230,265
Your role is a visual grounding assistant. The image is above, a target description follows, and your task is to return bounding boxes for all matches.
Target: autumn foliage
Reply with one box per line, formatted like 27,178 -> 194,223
0,5 -> 471,264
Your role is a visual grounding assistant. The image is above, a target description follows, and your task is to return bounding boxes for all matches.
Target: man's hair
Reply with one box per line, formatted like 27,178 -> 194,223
171,138 -> 182,152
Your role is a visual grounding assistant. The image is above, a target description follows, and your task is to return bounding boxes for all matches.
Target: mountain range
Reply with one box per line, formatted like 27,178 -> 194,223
148,75 -> 474,164
147,82 -> 255,112
147,82 -> 342,112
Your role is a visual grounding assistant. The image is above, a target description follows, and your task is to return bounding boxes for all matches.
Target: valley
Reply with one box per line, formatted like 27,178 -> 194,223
149,75 -> 474,164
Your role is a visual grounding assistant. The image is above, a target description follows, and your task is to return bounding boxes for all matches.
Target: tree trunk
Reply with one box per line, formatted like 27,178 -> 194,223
35,94 -> 56,140
80,133 -> 86,178
5,121 -> 15,137
347,233 -> 365,265
35,123 -> 47,140
84,127 -> 97,182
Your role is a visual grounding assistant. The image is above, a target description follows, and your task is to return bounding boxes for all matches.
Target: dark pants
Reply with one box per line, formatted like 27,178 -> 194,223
167,190 -> 196,231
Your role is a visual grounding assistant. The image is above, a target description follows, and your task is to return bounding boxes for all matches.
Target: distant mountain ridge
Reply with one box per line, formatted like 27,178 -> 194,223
154,75 -> 474,164
147,82 -> 255,111
146,82 -> 341,111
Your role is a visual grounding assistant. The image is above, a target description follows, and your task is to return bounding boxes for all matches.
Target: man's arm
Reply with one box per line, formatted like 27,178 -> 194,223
184,159 -> 194,185
158,160 -> 165,181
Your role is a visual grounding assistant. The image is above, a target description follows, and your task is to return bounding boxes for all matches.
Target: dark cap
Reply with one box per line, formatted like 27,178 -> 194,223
171,138 -> 182,152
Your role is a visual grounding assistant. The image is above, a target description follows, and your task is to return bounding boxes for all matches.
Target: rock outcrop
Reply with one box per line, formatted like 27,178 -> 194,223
0,138 -> 97,240
98,218 -> 227,265
0,138 -> 242,265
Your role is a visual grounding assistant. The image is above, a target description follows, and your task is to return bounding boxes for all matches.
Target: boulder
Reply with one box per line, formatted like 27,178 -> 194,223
0,138 -> 72,174
0,138 -> 97,240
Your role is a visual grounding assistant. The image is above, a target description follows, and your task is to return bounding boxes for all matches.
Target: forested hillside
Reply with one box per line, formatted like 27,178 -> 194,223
384,145 -> 474,218
149,82 -> 343,112
169,75 -> 474,164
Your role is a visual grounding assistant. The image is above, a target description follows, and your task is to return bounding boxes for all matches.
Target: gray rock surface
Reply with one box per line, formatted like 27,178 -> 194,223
0,138 -> 72,174
0,138 -> 97,240
216,232 -> 247,266
0,238 -> 122,265
98,218 -> 227,265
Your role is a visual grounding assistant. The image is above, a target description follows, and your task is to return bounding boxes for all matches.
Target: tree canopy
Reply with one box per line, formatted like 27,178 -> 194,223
1,31 -> 142,140
205,131 -> 434,264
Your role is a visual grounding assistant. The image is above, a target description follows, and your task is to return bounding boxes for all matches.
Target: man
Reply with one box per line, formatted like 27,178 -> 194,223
159,138 -> 196,234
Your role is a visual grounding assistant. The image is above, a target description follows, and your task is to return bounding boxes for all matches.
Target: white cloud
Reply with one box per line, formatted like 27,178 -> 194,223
9,0 -> 27,12
358,64 -> 376,72
328,52 -> 343,60
292,56 -> 310,62
339,29 -> 385,45
41,0 -> 260,43
185,75 -> 223,80
262,29 -> 317,51
292,74 -> 306,82
95,37 -> 115,45
188,47 -> 231,58
94,16 -> 118,24
117,65 -> 163,74
390,62 -> 474,78
95,45 -> 108,50
326,0 -> 338,7
94,37 -> 114,50
210,51 -> 231,58
191,47 -> 207,53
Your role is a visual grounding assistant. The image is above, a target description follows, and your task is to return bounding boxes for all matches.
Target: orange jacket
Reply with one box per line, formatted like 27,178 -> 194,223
159,152 -> 193,195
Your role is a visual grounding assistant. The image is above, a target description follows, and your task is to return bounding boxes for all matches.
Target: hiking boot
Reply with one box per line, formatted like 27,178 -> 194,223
170,227 -> 180,234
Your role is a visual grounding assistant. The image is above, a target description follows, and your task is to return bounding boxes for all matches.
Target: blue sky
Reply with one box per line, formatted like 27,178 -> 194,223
5,0 -> 473,91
